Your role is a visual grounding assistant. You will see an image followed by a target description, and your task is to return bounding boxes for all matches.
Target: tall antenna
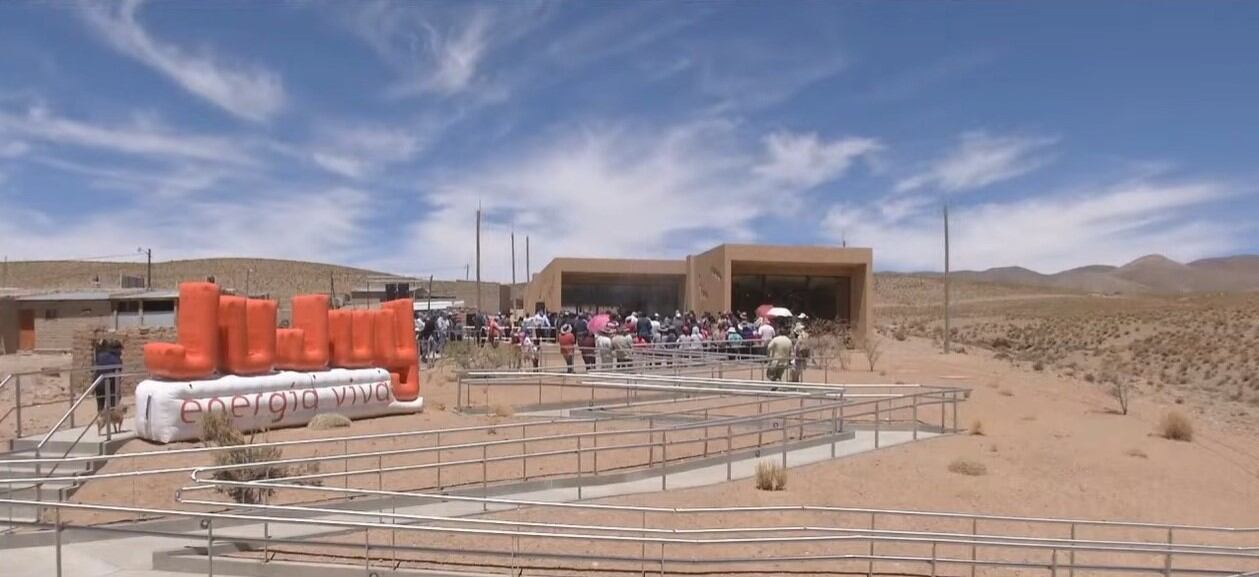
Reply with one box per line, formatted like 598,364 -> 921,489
943,204 -> 951,355
475,206 -> 483,312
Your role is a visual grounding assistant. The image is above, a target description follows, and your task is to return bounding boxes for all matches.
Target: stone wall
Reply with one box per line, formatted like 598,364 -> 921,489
71,326 -> 176,395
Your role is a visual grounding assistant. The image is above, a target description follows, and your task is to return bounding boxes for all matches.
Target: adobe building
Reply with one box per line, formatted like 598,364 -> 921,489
524,244 -> 872,342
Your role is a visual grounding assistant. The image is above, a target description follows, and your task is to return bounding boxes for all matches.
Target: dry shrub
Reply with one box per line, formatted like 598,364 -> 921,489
307,412 -> 352,430
754,461 -> 787,491
862,336 -> 884,372
1111,379 -> 1132,415
490,403 -> 516,417
969,420 -> 985,436
1158,411 -> 1194,441
947,458 -> 987,476
1124,448 -> 1149,459
998,389 -> 1014,397
201,412 -> 285,504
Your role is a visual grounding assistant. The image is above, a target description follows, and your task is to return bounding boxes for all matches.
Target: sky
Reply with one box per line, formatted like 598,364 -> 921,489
0,1 -> 1256,279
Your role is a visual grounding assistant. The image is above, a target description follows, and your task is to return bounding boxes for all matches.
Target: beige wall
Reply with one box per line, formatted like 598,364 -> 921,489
524,244 -> 873,342
27,301 -> 113,351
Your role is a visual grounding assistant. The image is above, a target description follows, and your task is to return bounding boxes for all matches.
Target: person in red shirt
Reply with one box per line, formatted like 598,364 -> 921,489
558,324 -> 577,373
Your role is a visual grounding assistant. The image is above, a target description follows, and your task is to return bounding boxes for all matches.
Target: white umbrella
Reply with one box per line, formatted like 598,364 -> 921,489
766,307 -> 793,318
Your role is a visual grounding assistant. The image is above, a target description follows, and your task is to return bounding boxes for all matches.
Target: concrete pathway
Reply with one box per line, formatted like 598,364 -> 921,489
1,429 -> 935,577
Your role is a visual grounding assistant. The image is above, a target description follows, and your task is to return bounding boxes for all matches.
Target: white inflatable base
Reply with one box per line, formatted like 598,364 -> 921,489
134,368 -> 423,443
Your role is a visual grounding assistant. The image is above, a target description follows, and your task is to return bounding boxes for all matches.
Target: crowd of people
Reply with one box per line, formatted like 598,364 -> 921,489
414,308 -> 813,383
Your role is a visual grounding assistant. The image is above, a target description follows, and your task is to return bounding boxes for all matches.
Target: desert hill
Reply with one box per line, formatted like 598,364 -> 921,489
0,258 -> 388,304
942,254 -> 1259,294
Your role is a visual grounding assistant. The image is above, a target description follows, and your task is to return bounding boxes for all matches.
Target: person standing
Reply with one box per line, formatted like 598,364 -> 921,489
767,332 -> 793,383
93,338 -> 122,427
596,326 -> 615,370
558,324 -> 577,374
611,327 -> 632,369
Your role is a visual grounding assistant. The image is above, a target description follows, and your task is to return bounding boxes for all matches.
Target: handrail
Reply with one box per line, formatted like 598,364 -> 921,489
35,369 -> 142,453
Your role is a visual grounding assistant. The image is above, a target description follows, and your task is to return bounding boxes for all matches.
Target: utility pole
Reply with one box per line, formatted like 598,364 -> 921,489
245,268 -> 253,296
525,236 -> 531,283
943,204 -> 951,355
511,231 -> 517,285
427,275 -> 434,316
465,264 -> 469,281
138,247 -> 153,289
2,255 -> 7,288
329,272 -> 335,304
475,207 -> 482,312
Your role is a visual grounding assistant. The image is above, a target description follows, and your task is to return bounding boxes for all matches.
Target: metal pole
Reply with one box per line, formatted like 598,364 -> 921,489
874,401 -> 881,448
146,248 -> 152,289
913,396 -> 919,440
726,424 -> 733,480
952,390 -> 959,433
55,505 -> 62,577
577,433 -> 583,500
943,203 -> 950,355
207,518 -> 214,577
781,416 -> 788,469
525,236 -> 531,283
15,374 -> 22,438
475,207 -> 482,312
661,431 -> 667,491
511,232 -> 516,285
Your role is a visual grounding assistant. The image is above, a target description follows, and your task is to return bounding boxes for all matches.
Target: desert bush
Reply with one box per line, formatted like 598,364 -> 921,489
969,420 -> 985,436
861,336 -> 884,372
1158,411 -> 1194,441
1124,448 -> 1149,459
490,403 -> 516,417
307,413 -> 352,430
1110,378 -> 1132,415
754,461 -> 787,491
201,412 -> 286,505
947,458 -> 987,476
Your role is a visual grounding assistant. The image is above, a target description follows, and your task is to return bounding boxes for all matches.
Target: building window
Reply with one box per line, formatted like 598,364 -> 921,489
44,309 -> 57,320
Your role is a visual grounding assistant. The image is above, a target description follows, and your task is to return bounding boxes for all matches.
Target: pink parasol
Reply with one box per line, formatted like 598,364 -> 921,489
755,304 -> 774,319
587,313 -> 611,334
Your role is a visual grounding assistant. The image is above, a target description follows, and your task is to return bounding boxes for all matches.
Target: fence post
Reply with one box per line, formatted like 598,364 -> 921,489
867,513 -> 876,577
206,518 -> 214,577
1069,523 -> 1076,577
726,424 -> 733,481
913,396 -> 919,440
577,433 -> 583,500
482,444 -> 488,511
1164,528 -> 1174,577
781,416 -> 788,469
661,430 -> 668,491
952,390 -> 959,433
971,517 -> 978,577
15,374 -> 22,438
874,401 -> 881,449
55,505 -> 62,577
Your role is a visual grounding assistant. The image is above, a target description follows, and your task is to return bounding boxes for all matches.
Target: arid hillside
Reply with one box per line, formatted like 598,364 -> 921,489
936,253 -> 1259,294
1,258 -> 387,303
877,276 -> 1259,432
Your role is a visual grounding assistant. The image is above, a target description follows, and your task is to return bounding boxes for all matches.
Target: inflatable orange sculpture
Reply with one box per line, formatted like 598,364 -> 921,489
143,282 -> 419,401
144,282 -> 221,379
378,299 -> 419,401
275,295 -> 329,370
218,296 -> 277,375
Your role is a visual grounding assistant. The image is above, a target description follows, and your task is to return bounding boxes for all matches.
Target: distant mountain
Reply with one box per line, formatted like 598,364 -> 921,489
937,254 -> 1259,294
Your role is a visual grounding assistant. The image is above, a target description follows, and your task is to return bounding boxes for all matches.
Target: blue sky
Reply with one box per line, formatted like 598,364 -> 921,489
0,1 -> 1256,278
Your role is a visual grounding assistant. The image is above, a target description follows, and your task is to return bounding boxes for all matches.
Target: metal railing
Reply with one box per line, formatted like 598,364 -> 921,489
1,364 -> 125,440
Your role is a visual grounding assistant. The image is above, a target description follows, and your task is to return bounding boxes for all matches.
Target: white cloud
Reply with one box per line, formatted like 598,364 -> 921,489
0,140 -> 30,158
824,179 -> 1238,272
343,3 -> 543,100
0,105 -> 249,164
31,155 -> 224,199
309,124 -> 425,179
81,0 -> 285,122
753,131 -> 881,189
389,120 -> 823,282
895,131 -> 1057,193
0,187 -> 373,263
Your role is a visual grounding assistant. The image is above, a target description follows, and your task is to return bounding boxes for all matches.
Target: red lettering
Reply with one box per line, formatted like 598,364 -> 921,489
268,392 -> 288,423
301,389 -> 319,411
333,387 -> 348,406
375,383 -> 390,402
206,397 -> 227,415
179,399 -> 202,424
356,384 -> 372,404
252,392 -> 264,416
229,395 -> 249,418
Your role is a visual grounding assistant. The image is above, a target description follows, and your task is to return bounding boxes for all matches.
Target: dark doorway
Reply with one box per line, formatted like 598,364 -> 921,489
731,274 -> 850,321
18,309 -> 35,351
561,273 -> 683,314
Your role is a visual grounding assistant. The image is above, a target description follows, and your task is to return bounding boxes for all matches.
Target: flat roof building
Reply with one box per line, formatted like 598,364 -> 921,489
524,244 -> 872,342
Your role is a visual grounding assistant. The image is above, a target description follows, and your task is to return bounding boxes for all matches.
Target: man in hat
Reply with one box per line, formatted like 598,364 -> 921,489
558,324 -> 577,374
596,323 -> 615,370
